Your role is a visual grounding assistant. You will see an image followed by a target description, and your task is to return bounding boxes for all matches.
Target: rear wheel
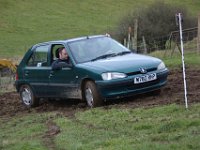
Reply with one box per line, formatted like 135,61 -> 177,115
84,81 -> 103,107
19,84 -> 39,107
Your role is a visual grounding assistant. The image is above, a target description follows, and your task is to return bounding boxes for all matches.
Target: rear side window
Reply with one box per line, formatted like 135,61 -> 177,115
27,45 -> 49,67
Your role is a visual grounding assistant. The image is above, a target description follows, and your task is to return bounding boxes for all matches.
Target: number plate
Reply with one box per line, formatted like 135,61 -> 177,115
134,73 -> 157,84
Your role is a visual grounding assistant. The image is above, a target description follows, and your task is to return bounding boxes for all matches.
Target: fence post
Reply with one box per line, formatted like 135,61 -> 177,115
127,27 -> 132,49
124,38 -> 127,47
197,13 -> 200,54
133,19 -> 138,52
142,36 -> 147,54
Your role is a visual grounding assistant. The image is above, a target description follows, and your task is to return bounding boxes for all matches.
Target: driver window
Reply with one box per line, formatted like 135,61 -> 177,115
51,44 -> 65,62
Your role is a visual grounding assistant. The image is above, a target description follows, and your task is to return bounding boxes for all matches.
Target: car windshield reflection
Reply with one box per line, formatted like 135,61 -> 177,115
68,37 -> 130,63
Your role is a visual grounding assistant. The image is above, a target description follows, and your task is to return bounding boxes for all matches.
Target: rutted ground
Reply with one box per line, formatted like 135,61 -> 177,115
0,68 -> 200,149
0,68 -> 200,117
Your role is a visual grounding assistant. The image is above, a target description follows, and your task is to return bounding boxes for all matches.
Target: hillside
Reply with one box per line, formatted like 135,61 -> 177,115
0,0 -> 200,57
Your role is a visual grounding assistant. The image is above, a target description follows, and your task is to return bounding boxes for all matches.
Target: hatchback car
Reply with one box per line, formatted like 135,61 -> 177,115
15,35 -> 168,108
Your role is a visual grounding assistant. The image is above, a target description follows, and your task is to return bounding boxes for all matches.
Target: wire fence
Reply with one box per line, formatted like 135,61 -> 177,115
114,27 -> 199,56
167,27 -> 198,55
120,27 -> 198,56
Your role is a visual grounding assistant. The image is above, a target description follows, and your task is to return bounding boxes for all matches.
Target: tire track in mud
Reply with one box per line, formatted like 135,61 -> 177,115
42,119 -> 61,150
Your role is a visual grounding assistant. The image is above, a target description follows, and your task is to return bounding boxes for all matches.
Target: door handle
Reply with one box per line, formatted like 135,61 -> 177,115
25,71 -> 29,76
49,71 -> 54,78
49,74 -> 54,78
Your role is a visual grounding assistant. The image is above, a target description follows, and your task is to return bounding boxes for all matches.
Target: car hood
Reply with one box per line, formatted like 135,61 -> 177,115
77,53 -> 161,73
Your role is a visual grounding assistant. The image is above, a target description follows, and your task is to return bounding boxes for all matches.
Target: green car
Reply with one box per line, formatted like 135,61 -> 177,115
15,35 -> 168,108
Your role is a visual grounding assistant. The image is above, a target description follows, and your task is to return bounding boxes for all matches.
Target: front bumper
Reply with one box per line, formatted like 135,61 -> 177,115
96,68 -> 169,100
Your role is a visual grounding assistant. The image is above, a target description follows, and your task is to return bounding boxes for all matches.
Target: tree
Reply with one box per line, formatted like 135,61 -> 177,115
115,1 -> 197,52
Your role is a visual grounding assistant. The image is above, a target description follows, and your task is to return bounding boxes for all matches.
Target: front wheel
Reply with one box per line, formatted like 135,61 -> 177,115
19,84 -> 39,108
84,81 -> 103,108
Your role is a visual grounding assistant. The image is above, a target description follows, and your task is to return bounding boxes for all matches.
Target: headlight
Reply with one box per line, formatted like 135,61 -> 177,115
157,62 -> 166,70
101,72 -> 127,80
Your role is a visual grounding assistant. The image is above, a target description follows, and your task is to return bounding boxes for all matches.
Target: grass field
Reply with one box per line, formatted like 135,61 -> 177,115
0,0 -> 200,58
0,104 -> 200,150
1,1 -> 200,149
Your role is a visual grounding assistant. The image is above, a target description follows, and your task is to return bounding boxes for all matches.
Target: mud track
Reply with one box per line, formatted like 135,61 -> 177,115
0,68 -> 200,118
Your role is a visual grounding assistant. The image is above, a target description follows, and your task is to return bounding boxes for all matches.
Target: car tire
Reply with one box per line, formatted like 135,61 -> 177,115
19,84 -> 39,108
84,81 -> 103,107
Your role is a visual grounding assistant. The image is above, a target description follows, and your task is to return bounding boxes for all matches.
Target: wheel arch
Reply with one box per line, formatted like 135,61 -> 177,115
18,83 -> 38,97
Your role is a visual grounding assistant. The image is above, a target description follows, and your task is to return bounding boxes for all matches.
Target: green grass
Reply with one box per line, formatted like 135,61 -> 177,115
1,104 -> 200,149
1,1 -> 200,149
164,52 -> 200,68
0,0 -> 200,58
150,50 -> 200,68
0,113 -> 49,150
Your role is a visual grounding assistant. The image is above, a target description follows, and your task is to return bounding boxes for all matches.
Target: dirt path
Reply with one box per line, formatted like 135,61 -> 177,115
0,68 -> 200,118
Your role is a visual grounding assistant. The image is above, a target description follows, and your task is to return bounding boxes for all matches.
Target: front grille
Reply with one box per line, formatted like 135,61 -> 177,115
126,67 -> 157,76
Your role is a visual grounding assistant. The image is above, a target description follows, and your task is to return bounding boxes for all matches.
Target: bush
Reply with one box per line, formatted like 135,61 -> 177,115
114,1 -> 197,52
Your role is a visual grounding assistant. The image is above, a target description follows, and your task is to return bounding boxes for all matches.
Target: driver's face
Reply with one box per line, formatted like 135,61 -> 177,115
60,49 -> 68,60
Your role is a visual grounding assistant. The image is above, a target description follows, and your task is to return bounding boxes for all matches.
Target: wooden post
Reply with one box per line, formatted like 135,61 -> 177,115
124,38 -> 127,47
133,19 -> 138,52
142,36 -> 147,54
131,37 -> 136,52
197,13 -> 200,54
127,27 -> 132,49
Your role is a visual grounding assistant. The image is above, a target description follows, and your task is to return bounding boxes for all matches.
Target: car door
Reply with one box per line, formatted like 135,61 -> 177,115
24,44 -> 51,97
48,44 -> 81,99
48,66 -> 81,99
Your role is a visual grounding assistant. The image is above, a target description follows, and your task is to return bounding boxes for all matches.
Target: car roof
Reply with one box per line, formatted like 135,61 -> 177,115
33,35 -> 108,47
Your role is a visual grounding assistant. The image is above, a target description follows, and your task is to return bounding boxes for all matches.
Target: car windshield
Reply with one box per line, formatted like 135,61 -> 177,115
68,36 -> 131,64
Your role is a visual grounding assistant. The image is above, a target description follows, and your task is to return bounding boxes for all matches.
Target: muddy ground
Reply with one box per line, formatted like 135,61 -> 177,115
0,68 -> 200,118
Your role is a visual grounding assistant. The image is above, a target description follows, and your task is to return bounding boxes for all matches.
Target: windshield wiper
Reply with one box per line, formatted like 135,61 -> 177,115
90,51 -> 131,61
91,53 -> 116,61
116,51 -> 132,56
